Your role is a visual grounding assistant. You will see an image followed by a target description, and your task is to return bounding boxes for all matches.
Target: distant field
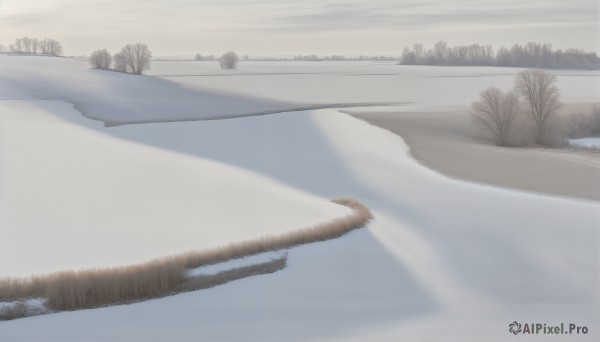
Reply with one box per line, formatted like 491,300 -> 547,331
150,60 -> 600,108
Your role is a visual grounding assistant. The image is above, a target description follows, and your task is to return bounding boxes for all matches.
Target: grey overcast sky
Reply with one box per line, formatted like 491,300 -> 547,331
0,0 -> 598,56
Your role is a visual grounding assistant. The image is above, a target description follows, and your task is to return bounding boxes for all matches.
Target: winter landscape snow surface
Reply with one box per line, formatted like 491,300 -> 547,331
0,56 -> 599,341
0,100 -> 350,277
150,60 -> 600,108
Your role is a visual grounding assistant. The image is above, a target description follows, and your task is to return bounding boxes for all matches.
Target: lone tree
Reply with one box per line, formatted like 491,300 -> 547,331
219,51 -> 239,69
113,52 -> 127,73
115,43 -> 152,75
22,37 -> 32,53
31,38 -> 39,54
89,49 -> 112,70
471,87 -> 522,146
11,38 -> 22,53
514,70 -> 562,144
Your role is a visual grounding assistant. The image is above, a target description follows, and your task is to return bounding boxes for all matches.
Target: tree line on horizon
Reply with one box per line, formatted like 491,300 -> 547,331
400,41 -> 600,69
192,53 -> 398,62
292,54 -> 397,61
1,37 -> 63,56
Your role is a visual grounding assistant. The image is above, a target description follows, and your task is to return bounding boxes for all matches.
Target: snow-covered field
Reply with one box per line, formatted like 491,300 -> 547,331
0,56 -> 599,341
150,60 -> 600,107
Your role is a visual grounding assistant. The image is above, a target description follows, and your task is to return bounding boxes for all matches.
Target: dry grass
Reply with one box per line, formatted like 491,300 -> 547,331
0,198 -> 372,315
175,198 -> 372,270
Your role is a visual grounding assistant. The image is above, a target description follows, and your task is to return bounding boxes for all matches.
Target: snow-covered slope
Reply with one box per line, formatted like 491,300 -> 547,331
0,101 -> 350,277
0,55 -> 297,125
1,109 -> 597,341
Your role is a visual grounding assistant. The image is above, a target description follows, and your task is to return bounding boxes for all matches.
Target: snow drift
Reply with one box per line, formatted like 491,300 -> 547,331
0,100 -> 351,278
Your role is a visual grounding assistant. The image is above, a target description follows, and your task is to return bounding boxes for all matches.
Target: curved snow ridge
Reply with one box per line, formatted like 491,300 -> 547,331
100,102 -> 408,127
0,198 -> 373,316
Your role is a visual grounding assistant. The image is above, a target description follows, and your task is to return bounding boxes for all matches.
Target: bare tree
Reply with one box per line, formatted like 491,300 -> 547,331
50,40 -> 61,56
39,38 -> 48,54
113,52 -> 128,72
514,70 -> 562,144
31,38 -> 39,54
89,49 -> 112,70
219,51 -> 239,69
471,87 -> 522,146
21,37 -> 32,53
412,43 -> 424,64
433,41 -> 448,63
12,38 -> 22,53
116,43 -> 152,75
0,44 -> 6,53
35,38 -> 63,56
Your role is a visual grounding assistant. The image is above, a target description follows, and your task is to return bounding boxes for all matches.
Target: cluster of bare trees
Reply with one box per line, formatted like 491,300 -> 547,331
7,37 -> 63,56
89,43 -> 152,75
471,70 -> 563,146
496,43 -> 599,69
194,53 -> 216,61
401,42 -> 494,66
89,49 -> 112,70
401,41 -> 600,69
219,51 -> 239,69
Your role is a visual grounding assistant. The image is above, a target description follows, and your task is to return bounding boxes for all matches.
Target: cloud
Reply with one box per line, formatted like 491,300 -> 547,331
269,0 -> 599,32
2,0 -> 597,32
0,0 -> 597,54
